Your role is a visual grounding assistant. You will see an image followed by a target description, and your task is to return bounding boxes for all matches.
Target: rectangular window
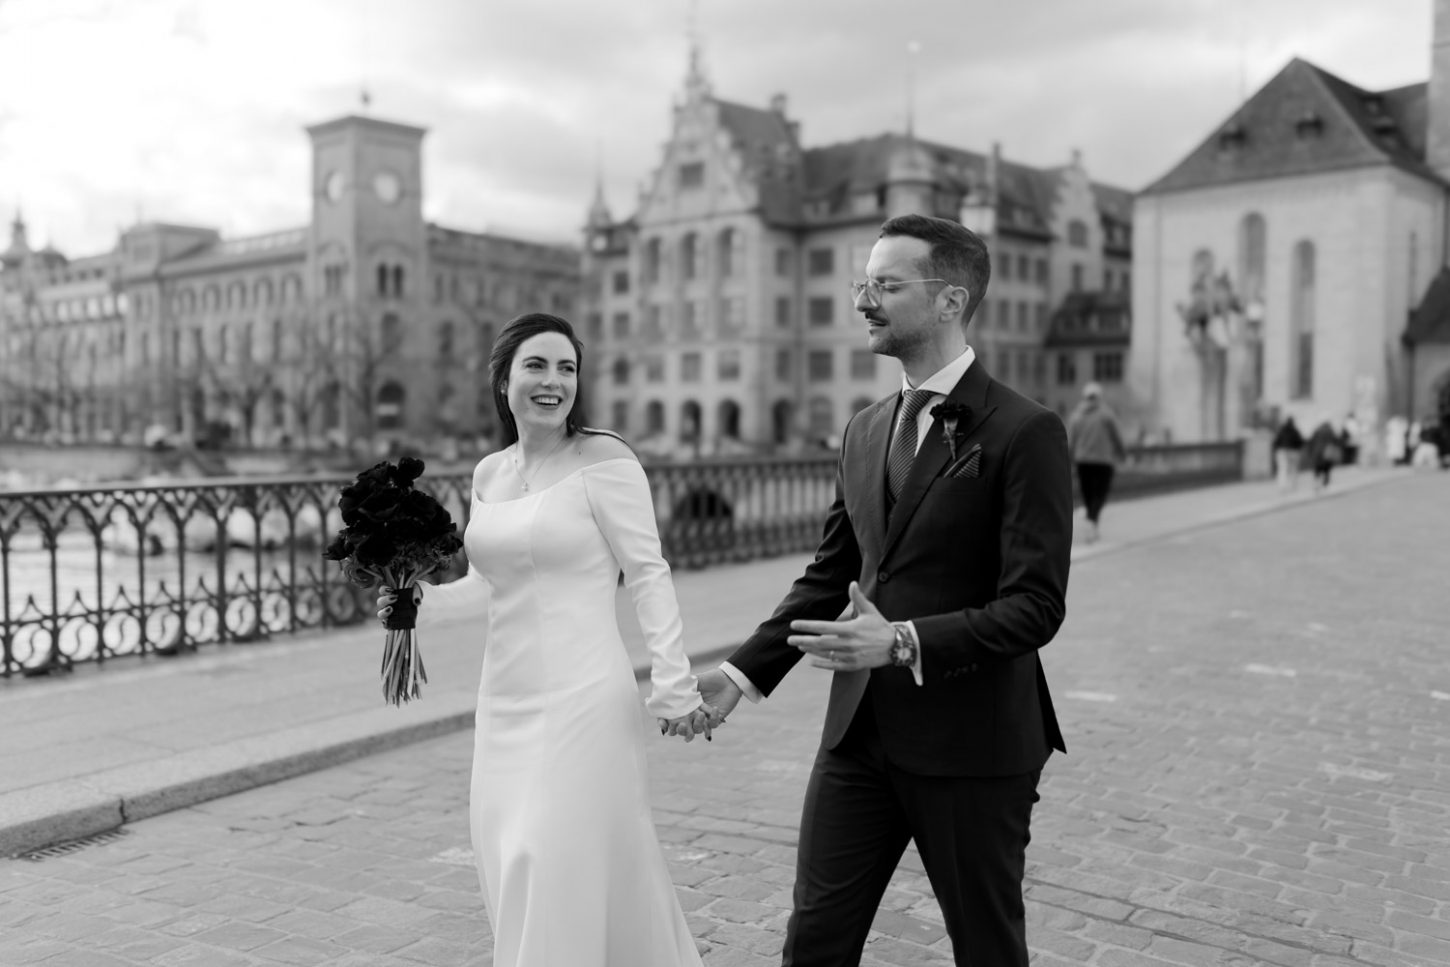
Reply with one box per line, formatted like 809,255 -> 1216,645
645,356 -> 665,383
1017,302 -> 1029,332
612,271 -> 630,294
611,401 -> 629,432
718,350 -> 741,381
807,248 -> 835,276
1056,353 -> 1077,386
850,349 -> 875,380
612,312 -> 630,339
1071,264 -> 1083,292
1036,259 -> 1049,285
776,248 -> 793,277
719,297 -> 745,335
775,296 -> 792,328
1093,351 -> 1124,383
1103,269 -> 1114,291
681,352 -> 702,383
776,348 -> 793,382
678,161 -> 705,189
1018,254 -> 1030,281
645,304 -> 663,339
808,297 -> 834,327
808,349 -> 834,382
1000,252 -> 1012,280
998,300 -> 1011,328
1036,303 -> 1048,332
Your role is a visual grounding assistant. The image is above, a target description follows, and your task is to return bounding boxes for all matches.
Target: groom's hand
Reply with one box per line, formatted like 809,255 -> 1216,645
789,582 -> 894,672
696,667 -> 742,722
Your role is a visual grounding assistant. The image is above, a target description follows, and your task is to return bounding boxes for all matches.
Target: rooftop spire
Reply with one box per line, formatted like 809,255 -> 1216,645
684,0 -> 710,98
906,41 -> 921,138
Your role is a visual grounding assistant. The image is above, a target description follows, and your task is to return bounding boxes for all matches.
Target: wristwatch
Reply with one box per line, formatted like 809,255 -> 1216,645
889,622 -> 918,668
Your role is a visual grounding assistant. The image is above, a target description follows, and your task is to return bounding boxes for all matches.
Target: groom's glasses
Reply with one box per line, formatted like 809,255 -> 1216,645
849,278 -> 951,306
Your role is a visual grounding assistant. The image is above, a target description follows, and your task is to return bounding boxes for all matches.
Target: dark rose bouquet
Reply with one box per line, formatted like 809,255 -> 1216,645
323,457 -> 463,705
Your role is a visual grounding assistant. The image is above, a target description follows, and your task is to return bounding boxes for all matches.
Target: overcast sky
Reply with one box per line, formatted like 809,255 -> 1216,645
0,0 -> 1433,256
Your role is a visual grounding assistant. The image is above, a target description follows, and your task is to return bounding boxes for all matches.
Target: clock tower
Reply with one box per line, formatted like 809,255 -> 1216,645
305,114 -> 428,443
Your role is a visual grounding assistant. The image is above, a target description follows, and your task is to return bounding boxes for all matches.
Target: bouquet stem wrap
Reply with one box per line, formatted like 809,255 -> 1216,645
379,572 -> 426,706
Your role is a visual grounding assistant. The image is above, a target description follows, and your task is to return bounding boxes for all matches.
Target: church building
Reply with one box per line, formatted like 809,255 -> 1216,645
1130,1 -> 1450,444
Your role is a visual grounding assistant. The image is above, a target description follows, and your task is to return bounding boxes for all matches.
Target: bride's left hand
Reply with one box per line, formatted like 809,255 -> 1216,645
659,701 -> 720,743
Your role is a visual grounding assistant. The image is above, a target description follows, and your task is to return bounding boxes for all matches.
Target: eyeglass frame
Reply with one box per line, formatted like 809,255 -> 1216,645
848,278 -> 956,306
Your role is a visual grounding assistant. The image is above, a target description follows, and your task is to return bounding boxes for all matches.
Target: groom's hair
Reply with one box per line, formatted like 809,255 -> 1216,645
879,214 -> 991,326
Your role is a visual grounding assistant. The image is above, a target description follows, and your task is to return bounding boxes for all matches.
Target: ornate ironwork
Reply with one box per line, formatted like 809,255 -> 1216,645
0,444 -> 1239,678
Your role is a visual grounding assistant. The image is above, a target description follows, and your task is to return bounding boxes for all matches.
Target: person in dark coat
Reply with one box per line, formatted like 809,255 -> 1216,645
1271,415 -> 1305,492
1305,417 -> 1343,491
1067,382 -> 1128,542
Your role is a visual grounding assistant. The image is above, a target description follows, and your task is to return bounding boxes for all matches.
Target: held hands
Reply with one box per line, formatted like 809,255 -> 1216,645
789,582 -> 895,672
658,700 -> 725,743
376,584 -> 424,624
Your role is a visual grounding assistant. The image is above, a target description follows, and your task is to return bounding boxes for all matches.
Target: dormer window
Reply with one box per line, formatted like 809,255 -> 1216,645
1294,111 -> 1324,139
1217,123 -> 1247,151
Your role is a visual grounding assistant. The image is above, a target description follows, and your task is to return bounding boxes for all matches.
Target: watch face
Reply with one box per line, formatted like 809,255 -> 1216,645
373,171 -> 401,204
325,171 -> 344,202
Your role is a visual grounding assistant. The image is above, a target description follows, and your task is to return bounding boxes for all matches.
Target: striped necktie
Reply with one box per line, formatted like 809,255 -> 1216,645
887,389 -> 934,503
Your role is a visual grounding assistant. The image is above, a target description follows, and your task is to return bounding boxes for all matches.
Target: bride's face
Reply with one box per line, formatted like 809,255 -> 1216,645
506,332 -> 578,435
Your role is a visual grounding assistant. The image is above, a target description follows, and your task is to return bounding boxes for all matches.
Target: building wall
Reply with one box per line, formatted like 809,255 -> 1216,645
1130,166 -> 1440,442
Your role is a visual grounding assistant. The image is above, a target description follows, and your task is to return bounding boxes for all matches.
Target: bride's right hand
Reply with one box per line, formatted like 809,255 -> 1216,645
376,584 -> 423,623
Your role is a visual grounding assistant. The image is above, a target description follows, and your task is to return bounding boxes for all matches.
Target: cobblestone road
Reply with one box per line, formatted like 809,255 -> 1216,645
2,473 -> 1447,966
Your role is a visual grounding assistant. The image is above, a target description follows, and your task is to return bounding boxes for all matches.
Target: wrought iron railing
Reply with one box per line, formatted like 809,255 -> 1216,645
0,442 -> 1241,678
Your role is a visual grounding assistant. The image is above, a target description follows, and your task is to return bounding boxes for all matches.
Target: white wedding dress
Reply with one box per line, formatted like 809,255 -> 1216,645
421,457 -> 704,967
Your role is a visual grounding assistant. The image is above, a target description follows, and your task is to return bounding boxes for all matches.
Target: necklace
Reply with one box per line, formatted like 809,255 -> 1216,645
511,434 -> 570,492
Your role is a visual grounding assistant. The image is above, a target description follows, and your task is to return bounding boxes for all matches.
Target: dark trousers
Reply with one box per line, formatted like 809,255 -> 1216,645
1076,462 -> 1115,524
781,701 -> 1041,967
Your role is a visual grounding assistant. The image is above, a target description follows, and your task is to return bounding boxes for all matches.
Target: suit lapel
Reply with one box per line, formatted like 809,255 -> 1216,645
880,362 -> 999,559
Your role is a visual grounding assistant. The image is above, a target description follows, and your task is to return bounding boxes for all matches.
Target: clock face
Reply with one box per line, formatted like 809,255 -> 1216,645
373,171 -> 402,204
324,171 -> 344,203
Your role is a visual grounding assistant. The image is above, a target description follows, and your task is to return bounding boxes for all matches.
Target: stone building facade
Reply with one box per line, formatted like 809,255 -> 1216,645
580,55 -> 1133,457
0,115 -> 579,453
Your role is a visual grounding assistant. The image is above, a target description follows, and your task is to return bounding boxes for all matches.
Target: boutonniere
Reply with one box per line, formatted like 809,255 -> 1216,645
930,402 -> 971,460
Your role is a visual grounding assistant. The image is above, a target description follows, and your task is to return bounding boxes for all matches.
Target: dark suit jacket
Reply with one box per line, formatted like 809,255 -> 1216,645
729,361 -> 1071,777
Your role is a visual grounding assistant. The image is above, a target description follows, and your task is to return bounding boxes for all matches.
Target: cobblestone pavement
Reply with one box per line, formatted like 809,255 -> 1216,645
1,473 -> 1446,966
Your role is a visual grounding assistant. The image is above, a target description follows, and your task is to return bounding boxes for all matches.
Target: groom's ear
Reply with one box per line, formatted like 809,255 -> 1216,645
939,284 -> 969,322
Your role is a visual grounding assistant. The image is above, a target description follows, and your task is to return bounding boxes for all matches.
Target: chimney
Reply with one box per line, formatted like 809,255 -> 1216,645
1428,0 -> 1450,179
769,92 -> 788,115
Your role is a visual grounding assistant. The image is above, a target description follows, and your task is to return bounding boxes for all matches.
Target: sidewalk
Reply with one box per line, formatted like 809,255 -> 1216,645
0,464 -> 1407,857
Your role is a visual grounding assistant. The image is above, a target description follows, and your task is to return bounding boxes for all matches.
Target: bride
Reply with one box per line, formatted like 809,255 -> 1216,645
378,312 -> 719,966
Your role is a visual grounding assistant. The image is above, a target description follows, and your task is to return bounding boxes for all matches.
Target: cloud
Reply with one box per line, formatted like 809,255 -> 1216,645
0,0 -> 1433,255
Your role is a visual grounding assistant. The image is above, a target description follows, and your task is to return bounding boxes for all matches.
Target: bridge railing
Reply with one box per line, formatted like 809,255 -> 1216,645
0,442 -> 1240,678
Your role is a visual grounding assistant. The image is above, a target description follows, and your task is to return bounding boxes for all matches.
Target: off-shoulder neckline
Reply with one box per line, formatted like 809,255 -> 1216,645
472,456 -> 637,505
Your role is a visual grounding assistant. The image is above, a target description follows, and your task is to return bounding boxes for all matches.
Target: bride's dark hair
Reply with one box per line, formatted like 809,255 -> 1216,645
489,312 -> 610,448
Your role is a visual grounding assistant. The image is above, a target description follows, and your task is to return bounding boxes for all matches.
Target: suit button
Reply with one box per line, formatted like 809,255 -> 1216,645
877,570 -> 890,583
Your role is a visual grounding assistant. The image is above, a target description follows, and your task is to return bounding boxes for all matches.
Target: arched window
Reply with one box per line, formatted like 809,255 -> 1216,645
613,358 -> 630,385
717,399 -> 740,439
645,400 -> 665,435
772,399 -> 794,445
377,265 -> 389,297
218,324 -> 229,363
254,278 -> 274,307
392,265 -> 405,298
376,381 -> 406,430
717,227 -> 736,278
1290,240 -> 1315,399
680,400 -> 702,440
1238,214 -> 1267,305
681,233 -> 698,281
272,319 -> 284,361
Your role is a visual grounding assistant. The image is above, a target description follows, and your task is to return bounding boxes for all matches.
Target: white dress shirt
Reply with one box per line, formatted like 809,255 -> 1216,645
721,346 -> 976,702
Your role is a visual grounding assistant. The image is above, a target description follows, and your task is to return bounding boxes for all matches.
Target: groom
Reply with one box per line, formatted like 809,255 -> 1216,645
699,214 -> 1071,966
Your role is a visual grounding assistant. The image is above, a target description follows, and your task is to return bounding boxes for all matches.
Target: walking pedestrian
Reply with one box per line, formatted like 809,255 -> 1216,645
1271,414 -> 1305,492
1306,416 -> 1342,491
1067,381 -> 1128,542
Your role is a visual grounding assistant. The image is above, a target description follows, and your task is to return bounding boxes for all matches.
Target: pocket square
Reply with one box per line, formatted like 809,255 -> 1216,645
946,444 -> 983,478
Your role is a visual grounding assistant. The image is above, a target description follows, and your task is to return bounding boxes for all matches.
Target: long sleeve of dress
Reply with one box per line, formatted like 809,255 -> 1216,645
582,459 -> 702,720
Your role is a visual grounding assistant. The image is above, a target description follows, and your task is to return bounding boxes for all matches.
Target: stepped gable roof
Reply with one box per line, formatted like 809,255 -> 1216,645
1407,266 -> 1450,346
712,97 -> 804,223
1144,58 -> 1445,196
